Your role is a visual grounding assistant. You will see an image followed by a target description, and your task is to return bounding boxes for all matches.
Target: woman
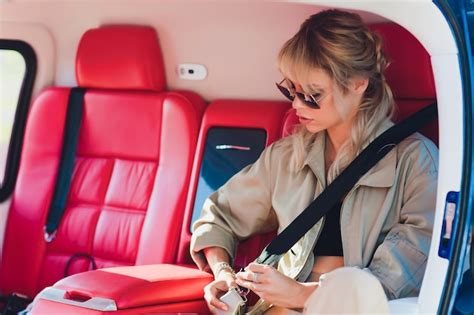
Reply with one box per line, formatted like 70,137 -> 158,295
191,9 -> 438,314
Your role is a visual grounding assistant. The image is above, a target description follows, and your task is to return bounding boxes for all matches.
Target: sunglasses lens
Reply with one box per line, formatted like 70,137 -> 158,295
296,92 -> 320,109
276,83 -> 295,102
276,80 -> 321,109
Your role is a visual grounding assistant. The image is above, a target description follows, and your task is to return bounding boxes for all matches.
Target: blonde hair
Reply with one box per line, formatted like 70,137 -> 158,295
278,9 -> 395,182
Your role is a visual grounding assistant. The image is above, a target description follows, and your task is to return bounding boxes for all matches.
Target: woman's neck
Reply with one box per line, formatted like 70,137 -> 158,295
324,118 -> 354,178
326,121 -> 353,156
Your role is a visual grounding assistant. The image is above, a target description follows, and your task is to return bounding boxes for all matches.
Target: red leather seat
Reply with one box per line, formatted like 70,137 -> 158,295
29,99 -> 291,314
372,23 -> 437,144
177,99 -> 291,269
0,25 -> 205,299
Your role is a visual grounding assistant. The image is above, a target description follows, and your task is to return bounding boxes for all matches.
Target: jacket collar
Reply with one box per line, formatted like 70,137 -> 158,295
304,119 -> 397,188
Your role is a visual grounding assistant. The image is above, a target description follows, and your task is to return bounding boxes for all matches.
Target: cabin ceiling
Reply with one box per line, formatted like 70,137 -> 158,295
0,1 -> 388,101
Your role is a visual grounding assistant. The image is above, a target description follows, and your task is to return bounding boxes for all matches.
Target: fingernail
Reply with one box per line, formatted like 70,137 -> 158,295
222,305 -> 228,311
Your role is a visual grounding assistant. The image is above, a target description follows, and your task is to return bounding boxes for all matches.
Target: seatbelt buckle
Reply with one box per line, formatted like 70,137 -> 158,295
44,226 -> 57,243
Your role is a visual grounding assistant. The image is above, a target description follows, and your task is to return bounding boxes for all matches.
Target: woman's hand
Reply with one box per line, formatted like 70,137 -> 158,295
204,269 -> 237,313
235,263 -> 317,309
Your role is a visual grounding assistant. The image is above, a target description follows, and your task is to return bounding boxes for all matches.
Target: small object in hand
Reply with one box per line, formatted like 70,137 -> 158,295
236,268 -> 250,296
216,288 -> 247,315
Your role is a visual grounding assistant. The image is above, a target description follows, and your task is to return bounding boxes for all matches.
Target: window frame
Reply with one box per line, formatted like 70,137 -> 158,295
434,0 -> 474,314
0,39 -> 37,202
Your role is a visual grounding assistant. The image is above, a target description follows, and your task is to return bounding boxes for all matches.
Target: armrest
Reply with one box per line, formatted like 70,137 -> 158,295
34,264 -> 213,311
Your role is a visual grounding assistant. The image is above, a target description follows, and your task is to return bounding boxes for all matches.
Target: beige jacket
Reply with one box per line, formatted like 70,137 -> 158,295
191,120 -> 438,301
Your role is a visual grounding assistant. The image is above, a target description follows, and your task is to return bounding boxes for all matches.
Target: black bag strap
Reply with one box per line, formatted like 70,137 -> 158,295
44,87 -> 86,242
256,102 -> 437,265
64,253 -> 97,277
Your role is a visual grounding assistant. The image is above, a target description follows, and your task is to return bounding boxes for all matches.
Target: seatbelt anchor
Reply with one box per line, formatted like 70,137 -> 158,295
44,226 -> 57,243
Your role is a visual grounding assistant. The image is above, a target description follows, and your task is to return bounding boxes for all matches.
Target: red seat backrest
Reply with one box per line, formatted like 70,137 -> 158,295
0,25 -> 205,297
177,100 -> 291,267
371,23 -> 438,144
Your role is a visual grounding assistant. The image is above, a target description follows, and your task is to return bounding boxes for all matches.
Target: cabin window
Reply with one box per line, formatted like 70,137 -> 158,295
0,40 -> 36,201
0,50 -> 25,183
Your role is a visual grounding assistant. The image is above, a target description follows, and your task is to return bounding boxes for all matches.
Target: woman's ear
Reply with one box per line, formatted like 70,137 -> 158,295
350,77 -> 369,95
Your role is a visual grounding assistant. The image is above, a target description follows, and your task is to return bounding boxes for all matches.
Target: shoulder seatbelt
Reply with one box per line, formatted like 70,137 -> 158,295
256,102 -> 438,266
44,87 -> 86,242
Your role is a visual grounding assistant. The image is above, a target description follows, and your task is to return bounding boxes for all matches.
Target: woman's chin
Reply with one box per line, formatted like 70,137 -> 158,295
304,124 -> 324,134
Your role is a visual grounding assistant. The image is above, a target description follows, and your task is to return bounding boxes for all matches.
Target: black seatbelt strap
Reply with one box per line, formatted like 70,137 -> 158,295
256,102 -> 437,266
44,87 -> 86,242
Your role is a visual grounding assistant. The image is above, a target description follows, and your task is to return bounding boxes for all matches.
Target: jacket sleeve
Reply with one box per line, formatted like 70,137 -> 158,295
366,139 -> 439,299
190,143 -> 278,271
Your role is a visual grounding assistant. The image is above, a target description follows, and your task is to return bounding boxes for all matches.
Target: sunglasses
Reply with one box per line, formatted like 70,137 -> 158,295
275,78 -> 325,109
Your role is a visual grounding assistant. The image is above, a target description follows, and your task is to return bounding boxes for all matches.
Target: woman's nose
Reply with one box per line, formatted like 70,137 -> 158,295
291,97 -> 305,110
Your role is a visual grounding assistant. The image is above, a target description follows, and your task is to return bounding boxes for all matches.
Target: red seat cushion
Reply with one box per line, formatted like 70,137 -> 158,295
46,264 -> 213,309
32,299 -> 209,315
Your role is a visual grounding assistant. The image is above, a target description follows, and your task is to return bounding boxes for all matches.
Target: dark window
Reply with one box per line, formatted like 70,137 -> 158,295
189,127 -> 267,231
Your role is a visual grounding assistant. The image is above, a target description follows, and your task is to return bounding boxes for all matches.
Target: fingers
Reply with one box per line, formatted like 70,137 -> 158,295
236,270 -> 265,284
207,295 -> 228,313
235,263 -> 277,296
235,276 -> 261,292
222,273 -> 238,289
204,281 -> 230,312
246,262 -> 273,273
236,263 -> 275,284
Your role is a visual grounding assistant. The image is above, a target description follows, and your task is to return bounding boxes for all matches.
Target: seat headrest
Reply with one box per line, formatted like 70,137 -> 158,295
370,23 -> 435,99
76,25 -> 166,91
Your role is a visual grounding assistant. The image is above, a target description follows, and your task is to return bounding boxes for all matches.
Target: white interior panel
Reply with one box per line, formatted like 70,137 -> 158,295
0,1 -> 387,101
0,21 -> 55,98
419,54 -> 464,314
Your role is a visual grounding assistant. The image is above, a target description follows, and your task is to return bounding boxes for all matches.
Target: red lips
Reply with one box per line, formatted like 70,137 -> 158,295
298,116 -> 312,124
